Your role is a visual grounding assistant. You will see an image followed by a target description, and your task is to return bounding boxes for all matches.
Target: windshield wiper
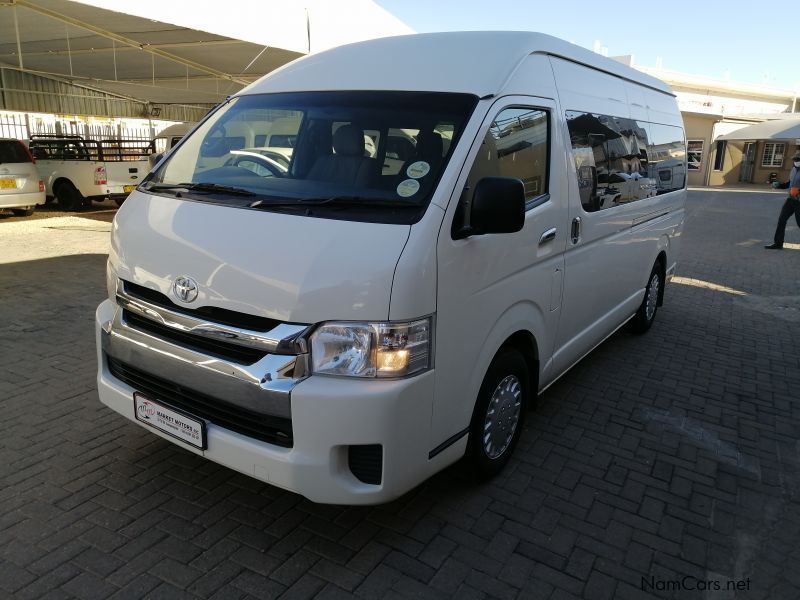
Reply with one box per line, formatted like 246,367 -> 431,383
145,182 -> 256,197
249,196 -> 419,209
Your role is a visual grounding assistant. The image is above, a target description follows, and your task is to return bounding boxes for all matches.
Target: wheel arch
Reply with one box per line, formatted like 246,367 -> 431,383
499,329 -> 540,399
654,250 -> 667,306
464,300 -> 546,420
52,177 -> 74,194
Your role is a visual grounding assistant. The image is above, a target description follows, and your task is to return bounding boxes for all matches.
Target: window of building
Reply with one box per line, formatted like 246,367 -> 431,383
687,140 -> 704,171
762,142 -> 785,168
713,140 -> 726,171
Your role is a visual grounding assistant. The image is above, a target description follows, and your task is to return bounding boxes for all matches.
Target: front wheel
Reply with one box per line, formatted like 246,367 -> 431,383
630,262 -> 663,333
466,348 -> 528,477
55,182 -> 84,211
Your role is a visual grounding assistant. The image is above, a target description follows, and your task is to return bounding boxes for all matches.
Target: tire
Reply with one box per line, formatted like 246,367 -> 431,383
114,197 -> 125,207
630,262 -> 663,333
466,348 -> 529,477
55,182 -> 84,212
11,207 -> 34,217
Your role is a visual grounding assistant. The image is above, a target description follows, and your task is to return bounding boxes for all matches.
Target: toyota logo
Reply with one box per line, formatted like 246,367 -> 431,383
173,276 -> 199,303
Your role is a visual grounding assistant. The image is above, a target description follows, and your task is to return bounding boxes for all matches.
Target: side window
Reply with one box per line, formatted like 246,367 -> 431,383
567,111 -> 685,212
646,123 -> 686,194
453,106 -> 549,235
463,106 -> 550,208
488,107 -> 549,200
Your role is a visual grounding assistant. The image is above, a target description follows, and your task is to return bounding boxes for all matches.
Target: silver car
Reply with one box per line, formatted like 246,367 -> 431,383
0,138 -> 45,216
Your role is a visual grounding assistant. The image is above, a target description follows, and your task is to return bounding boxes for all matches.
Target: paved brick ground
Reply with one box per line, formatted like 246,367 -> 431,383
1,189 -> 800,599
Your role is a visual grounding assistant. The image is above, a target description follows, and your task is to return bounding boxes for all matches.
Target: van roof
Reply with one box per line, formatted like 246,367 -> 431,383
240,31 -> 673,98
155,123 -> 195,138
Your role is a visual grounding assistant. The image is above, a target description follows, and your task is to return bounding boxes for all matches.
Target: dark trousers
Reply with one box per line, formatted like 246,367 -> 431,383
773,197 -> 800,245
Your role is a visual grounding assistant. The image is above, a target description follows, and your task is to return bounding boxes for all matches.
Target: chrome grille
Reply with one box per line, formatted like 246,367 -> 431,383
107,356 -> 294,447
122,310 -> 267,365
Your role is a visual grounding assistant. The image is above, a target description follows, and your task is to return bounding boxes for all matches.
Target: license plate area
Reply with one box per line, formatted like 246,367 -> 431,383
134,392 -> 206,449
123,185 -> 136,193
0,178 -> 17,189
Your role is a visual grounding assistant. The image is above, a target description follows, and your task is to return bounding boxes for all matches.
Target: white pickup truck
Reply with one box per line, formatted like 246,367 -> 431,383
28,135 -> 153,210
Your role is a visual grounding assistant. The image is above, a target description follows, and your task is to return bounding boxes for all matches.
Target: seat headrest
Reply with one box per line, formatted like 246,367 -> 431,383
333,124 -> 364,157
416,131 -> 443,160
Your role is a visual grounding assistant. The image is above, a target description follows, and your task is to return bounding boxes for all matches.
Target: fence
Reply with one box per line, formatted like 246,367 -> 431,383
0,112 -> 161,142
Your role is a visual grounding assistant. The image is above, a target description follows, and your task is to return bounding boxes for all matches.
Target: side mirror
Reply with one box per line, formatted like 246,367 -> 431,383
453,176 -> 525,240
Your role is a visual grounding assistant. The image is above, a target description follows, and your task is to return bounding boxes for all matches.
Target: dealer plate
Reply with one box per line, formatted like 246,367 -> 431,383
123,185 -> 136,193
134,393 -> 206,449
0,178 -> 17,189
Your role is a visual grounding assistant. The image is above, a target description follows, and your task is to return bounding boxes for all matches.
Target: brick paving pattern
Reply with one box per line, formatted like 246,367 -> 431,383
1,189 -> 799,599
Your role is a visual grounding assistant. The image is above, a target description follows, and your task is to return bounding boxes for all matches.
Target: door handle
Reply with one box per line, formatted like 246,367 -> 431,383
571,217 -> 581,244
539,227 -> 557,245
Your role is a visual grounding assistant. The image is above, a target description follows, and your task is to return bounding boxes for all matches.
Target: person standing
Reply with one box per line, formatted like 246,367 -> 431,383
765,151 -> 800,249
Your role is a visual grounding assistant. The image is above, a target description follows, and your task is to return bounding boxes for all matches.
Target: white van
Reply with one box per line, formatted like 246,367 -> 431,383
152,122 -> 195,156
95,32 -> 686,504
149,122 -> 196,168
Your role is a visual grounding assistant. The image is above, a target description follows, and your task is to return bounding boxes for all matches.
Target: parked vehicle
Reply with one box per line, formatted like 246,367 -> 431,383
0,138 -> 45,216
29,134 -> 153,210
649,158 -> 686,194
149,122 -> 196,168
224,149 -> 288,177
96,32 -> 687,504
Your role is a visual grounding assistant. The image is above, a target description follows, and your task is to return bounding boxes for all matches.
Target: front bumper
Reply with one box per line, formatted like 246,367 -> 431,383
95,299 -> 438,504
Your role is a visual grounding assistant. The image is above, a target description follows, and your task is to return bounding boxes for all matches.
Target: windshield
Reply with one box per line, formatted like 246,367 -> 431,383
149,91 -> 478,223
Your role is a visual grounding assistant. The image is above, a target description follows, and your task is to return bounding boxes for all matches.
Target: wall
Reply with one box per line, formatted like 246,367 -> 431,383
751,140 -> 798,185
707,141 -> 744,186
0,68 -> 212,122
681,113 -> 717,186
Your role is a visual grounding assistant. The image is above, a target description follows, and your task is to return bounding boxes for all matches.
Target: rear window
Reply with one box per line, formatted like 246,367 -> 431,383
0,140 -> 31,164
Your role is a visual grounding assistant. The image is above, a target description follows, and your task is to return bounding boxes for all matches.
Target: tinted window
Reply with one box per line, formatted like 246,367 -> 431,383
567,111 -> 685,212
0,140 -> 31,164
646,123 -> 686,194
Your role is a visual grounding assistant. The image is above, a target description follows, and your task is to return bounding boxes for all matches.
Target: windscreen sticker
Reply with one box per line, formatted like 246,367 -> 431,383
396,178 -> 421,197
406,161 -> 431,179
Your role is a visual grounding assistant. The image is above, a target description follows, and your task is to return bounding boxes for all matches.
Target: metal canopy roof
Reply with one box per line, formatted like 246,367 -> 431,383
0,0 -> 411,106
717,117 -> 800,141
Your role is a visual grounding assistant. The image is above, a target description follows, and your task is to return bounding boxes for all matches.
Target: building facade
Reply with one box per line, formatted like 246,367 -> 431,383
622,61 -> 798,187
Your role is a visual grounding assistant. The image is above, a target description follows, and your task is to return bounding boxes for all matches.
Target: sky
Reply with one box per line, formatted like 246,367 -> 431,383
374,0 -> 796,91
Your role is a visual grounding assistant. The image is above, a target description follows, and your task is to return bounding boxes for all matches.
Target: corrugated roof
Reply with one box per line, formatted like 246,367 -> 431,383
0,0 -> 411,106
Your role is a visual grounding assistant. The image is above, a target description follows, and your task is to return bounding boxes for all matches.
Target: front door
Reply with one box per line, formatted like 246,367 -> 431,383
432,97 -> 567,448
740,142 -> 756,182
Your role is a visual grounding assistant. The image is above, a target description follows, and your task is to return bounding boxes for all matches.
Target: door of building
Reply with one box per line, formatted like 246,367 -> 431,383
740,142 -> 756,182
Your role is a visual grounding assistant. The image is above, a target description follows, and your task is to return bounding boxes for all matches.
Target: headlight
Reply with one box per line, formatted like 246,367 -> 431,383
309,317 -> 432,378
